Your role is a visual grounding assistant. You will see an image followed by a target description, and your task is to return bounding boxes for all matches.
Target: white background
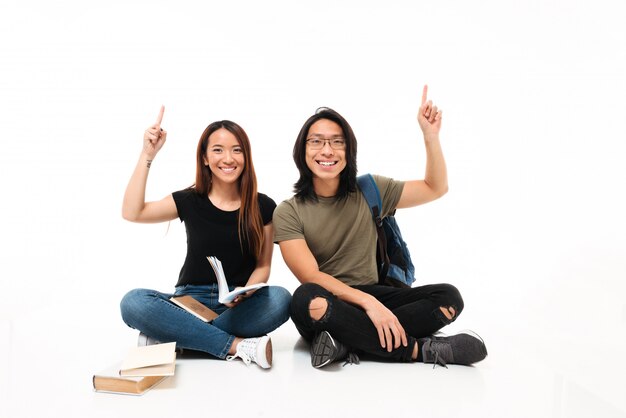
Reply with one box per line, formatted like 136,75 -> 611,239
1,0 -> 625,417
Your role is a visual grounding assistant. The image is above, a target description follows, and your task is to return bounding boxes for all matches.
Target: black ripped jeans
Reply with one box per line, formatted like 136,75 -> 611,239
289,282 -> 464,362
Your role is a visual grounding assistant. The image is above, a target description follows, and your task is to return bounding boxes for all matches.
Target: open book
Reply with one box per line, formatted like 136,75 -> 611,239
207,256 -> 267,304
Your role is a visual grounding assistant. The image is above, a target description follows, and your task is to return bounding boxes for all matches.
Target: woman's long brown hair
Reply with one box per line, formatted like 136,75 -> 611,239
193,120 -> 264,259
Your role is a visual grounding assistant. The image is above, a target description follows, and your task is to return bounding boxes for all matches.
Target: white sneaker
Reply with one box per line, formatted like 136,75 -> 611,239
137,332 -> 184,354
226,336 -> 272,369
137,332 -> 161,346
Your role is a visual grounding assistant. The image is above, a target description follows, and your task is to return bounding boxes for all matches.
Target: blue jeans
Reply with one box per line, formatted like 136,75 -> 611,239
120,284 -> 291,359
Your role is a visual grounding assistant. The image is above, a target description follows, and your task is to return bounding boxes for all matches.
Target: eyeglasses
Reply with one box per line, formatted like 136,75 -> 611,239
306,137 -> 346,150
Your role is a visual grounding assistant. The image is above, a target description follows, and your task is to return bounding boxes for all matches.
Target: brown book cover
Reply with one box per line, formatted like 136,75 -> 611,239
170,295 -> 218,322
93,363 -> 168,395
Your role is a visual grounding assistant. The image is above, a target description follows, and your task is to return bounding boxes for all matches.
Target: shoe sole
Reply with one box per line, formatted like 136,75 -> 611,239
265,338 -> 273,368
254,336 -> 272,369
311,331 -> 338,369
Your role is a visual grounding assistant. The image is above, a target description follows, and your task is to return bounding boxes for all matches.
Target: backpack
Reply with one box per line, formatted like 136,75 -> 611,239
357,174 -> 416,288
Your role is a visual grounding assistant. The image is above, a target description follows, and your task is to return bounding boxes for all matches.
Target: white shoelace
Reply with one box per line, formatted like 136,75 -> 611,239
226,338 -> 260,366
226,351 -> 252,365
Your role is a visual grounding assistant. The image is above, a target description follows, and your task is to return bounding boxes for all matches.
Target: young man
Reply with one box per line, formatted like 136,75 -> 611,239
273,86 -> 487,368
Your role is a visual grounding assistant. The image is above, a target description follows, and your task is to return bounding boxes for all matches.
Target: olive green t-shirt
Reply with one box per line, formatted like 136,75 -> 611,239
273,175 -> 404,286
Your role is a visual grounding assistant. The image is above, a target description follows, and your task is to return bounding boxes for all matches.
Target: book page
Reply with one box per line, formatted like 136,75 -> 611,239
93,362 -> 168,395
93,375 -> 167,396
93,362 -> 142,382
207,256 -> 267,303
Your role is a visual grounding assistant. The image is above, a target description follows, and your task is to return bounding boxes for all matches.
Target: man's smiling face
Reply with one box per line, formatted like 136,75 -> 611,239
305,118 -> 347,181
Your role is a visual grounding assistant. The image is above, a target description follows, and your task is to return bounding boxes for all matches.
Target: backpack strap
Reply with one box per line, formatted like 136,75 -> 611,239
357,174 -> 390,284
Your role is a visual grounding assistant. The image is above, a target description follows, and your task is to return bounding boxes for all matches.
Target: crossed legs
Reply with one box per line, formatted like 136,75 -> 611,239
290,282 -> 464,362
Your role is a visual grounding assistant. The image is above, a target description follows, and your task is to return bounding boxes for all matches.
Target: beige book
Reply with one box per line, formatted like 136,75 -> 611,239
170,295 -> 218,322
120,342 -> 177,377
93,363 -> 168,395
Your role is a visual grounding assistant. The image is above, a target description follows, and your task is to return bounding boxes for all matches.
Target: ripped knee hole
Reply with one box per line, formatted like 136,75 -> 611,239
440,306 -> 456,320
308,297 -> 328,321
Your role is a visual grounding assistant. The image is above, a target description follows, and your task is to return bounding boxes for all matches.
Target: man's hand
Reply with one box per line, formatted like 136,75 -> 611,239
417,85 -> 442,138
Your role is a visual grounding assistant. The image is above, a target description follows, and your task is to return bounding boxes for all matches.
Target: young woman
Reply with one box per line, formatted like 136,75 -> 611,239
120,107 -> 291,369
273,86 -> 487,368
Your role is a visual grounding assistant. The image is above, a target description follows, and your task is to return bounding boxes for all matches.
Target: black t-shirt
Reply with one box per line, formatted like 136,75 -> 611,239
172,188 -> 276,287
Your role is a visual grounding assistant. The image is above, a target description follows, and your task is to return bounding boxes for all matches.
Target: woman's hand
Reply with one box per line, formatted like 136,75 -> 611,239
143,106 -> 167,159
417,85 -> 442,138
363,297 -> 408,352
223,287 -> 258,308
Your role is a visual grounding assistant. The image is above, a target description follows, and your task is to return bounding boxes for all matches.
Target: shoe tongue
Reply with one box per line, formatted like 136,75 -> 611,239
241,342 -> 257,361
343,352 -> 360,366
237,352 -> 252,365
423,339 -> 454,364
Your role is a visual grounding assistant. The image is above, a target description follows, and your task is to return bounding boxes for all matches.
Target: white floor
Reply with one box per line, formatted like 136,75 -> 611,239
3,294 -> 626,418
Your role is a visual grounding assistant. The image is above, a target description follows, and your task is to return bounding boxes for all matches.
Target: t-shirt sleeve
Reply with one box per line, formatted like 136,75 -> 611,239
172,189 -> 193,222
372,175 -> 405,217
258,193 -> 277,225
273,199 -> 304,243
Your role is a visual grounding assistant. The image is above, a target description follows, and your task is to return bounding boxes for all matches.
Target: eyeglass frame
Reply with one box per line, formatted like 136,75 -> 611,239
305,136 -> 346,150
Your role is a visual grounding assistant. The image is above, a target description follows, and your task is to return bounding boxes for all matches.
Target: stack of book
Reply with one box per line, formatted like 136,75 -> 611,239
93,342 -> 177,396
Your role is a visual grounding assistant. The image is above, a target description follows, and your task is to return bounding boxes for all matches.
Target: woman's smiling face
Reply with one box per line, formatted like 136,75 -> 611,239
203,128 -> 245,186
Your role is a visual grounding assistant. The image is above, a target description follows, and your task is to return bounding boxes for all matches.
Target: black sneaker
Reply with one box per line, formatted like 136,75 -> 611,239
420,330 -> 487,368
310,331 -> 358,368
